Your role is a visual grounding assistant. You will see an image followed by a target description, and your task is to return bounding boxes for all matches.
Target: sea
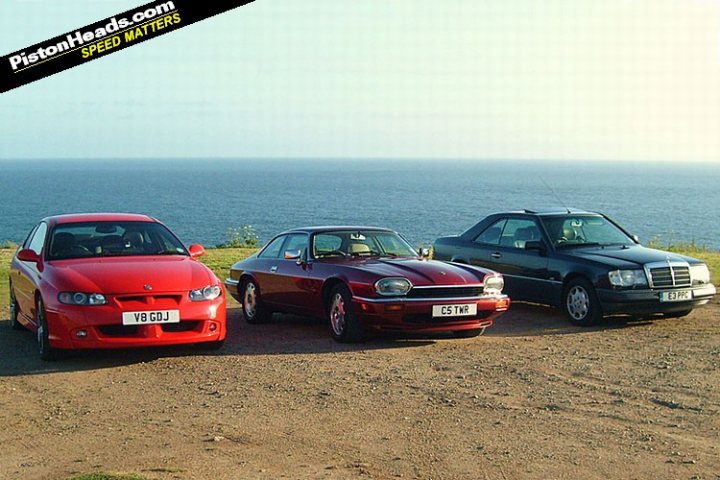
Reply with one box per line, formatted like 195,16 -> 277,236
1,159 -> 719,250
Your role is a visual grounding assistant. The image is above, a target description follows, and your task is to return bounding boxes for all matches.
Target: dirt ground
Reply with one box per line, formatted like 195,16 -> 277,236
1,298 -> 718,480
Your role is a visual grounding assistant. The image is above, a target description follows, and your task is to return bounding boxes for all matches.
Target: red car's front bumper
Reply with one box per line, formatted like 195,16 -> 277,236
351,295 -> 510,333
45,295 -> 226,350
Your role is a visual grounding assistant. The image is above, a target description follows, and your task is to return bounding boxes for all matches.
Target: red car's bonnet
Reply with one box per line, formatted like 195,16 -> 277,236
46,256 -> 215,294
329,258 -> 486,286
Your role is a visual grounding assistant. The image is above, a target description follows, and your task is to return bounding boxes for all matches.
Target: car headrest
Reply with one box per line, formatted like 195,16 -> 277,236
348,243 -> 371,254
51,232 -> 75,254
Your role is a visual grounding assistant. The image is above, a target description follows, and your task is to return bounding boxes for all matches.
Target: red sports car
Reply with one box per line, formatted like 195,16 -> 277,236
225,227 -> 510,342
9,213 -> 227,360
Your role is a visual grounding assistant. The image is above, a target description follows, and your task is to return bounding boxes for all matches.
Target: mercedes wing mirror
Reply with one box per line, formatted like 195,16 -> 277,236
525,241 -> 547,255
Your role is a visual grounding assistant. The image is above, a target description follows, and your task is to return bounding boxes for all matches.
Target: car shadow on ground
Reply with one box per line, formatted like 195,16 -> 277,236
0,308 -> 437,376
488,301 -> 656,337
0,304 -> 660,376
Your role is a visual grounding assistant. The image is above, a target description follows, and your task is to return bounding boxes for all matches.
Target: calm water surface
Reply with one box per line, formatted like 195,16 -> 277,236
1,159 -> 718,249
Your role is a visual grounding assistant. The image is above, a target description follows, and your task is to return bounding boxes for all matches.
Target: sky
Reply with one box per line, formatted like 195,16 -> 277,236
0,0 -> 719,162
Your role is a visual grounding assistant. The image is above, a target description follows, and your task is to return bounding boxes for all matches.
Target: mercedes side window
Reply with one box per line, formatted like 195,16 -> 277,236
27,222 -> 48,255
473,219 -> 506,245
501,219 -> 541,249
258,235 -> 286,259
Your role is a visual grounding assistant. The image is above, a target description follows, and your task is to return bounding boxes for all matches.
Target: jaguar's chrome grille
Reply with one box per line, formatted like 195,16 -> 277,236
646,262 -> 691,288
406,285 -> 484,299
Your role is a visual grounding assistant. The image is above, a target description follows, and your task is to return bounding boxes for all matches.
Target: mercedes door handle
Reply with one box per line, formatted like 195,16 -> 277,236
270,266 -> 278,273
491,252 -> 502,259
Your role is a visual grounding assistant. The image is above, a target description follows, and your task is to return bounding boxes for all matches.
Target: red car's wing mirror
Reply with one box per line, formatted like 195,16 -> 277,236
17,248 -> 40,263
188,244 -> 206,258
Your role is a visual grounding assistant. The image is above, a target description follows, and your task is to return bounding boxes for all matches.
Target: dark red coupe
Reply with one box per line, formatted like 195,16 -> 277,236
225,227 -> 510,341
9,213 -> 227,360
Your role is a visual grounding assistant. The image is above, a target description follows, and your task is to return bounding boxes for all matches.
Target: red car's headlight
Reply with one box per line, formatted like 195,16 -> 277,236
483,274 -> 504,294
58,292 -> 108,305
375,277 -> 412,296
189,285 -> 222,302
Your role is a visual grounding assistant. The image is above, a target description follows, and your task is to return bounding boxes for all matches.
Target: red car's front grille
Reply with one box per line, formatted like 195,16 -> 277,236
97,321 -> 201,337
114,294 -> 183,309
161,321 -> 200,333
406,286 -> 483,299
97,325 -> 140,336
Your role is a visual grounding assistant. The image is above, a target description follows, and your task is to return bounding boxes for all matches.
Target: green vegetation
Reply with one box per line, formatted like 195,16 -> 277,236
646,236 -> 714,254
1,248 -> 12,314
217,225 -> 259,248
201,247 -> 256,282
65,473 -> 148,480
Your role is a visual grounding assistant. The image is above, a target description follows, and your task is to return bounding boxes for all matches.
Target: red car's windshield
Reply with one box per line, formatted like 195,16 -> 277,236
46,221 -> 188,260
312,230 -> 418,259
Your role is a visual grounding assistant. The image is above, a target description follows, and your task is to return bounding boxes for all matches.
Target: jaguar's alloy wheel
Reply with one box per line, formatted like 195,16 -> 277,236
241,279 -> 270,324
327,284 -> 364,343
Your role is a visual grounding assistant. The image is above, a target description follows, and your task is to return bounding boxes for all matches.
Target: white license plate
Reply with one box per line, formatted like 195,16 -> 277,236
659,290 -> 692,302
122,310 -> 180,325
432,304 -> 477,318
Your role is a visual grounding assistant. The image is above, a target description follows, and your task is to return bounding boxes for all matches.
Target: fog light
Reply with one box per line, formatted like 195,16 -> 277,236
209,322 -> 218,332
76,329 -> 88,338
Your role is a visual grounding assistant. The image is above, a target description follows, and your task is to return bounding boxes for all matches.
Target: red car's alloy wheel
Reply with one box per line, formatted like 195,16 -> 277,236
36,297 -> 62,361
241,279 -> 270,324
327,285 -> 364,343
244,283 -> 257,319
329,293 -> 346,337
9,287 -> 22,330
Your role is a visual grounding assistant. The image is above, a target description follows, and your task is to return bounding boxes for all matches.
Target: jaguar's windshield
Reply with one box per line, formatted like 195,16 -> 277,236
313,230 -> 418,259
46,221 -> 188,260
540,215 -> 635,248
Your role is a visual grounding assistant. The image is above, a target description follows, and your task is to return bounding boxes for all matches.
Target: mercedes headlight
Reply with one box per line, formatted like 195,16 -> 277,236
483,274 -> 504,294
608,269 -> 648,287
58,292 -> 107,305
690,264 -> 710,285
189,285 -> 222,301
375,277 -> 412,296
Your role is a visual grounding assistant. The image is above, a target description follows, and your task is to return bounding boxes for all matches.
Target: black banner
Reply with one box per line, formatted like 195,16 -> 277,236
1,0 -> 256,93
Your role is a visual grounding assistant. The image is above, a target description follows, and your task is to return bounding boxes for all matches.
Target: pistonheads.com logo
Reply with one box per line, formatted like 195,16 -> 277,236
0,0 -> 256,93
8,1 -> 178,71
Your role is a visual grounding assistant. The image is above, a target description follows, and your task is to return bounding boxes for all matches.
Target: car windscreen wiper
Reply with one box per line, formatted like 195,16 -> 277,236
557,242 -> 602,248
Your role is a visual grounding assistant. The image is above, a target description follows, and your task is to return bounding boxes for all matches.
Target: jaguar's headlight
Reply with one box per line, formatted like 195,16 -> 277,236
690,264 -> 710,285
375,277 -> 412,296
483,274 -> 504,294
189,285 -> 222,301
608,269 -> 648,287
58,292 -> 107,305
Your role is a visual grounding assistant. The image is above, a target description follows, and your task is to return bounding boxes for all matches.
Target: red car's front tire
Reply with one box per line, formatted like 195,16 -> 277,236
36,297 -> 64,361
241,279 -> 271,324
9,286 -> 23,331
327,285 -> 365,343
